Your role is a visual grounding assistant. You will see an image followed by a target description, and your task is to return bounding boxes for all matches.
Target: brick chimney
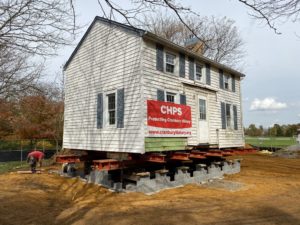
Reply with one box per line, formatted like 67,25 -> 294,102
184,36 -> 204,55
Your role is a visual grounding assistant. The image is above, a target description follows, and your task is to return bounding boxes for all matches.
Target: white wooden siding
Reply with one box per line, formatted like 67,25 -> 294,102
63,21 -> 145,153
141,39 -> 244,148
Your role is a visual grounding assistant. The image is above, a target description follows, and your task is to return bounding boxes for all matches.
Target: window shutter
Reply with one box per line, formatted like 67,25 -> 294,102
156,44 -> 164,72
180,94 -> 186,105
205,63 -> 211,85
219,69 -> 224,89
97,93 -> 103,129
233,105 -> 238,130
157,89 -> 165,101
188,57 -> 195,80
117,88 -> 125,128
221,102 -> 226,129
231,75 -> 236,92
179,53 -> 185,78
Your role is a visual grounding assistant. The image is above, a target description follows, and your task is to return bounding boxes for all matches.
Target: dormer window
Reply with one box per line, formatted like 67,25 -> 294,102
165,53 -> 176,73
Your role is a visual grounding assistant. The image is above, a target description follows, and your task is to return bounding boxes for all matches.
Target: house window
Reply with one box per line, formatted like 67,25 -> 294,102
199,99 -> 206,120
226,103 -> 232,128
224,75 -> 230,90
166,92 -> 176,103
195,63 -> 203,81
107,93 -> 116,125
166,53 -> 176,73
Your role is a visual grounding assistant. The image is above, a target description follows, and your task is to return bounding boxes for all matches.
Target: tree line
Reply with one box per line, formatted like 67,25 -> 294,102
0,81 -> 64,147
244,123 -> 300,137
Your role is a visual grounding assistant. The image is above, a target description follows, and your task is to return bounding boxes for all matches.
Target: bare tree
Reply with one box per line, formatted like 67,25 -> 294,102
142,14 -> 245,68
237,0 -> 300,34
0,0 -> 77,99
0,0 -> 77,56
0,47 -> 43,99
94,0 -> 300,36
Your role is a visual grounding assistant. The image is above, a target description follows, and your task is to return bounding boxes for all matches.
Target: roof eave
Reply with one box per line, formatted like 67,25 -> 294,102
142,32 -> 246,78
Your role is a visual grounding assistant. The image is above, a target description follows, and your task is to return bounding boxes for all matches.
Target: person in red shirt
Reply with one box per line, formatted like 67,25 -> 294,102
27,150 -> 45,173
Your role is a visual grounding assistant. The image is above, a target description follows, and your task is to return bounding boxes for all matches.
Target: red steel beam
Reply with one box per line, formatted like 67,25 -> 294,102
93,159 -> 121,171
189,150 -> 207,159
170,152 -> 190,160
56,155 -> 81,163
145,153 -> 166,163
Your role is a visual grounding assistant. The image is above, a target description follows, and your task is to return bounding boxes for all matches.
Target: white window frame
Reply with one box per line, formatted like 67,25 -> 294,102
104,91 -> 117,127
223,74 -> 230,91
195,62 -> 204,83
165,52 -> 176,74
164,90 -> 179,104
166,92 -> 176,103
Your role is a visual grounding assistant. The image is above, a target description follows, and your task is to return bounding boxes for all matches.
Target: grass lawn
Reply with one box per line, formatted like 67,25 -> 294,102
0,161 -> 28,174
245,136 -> 297,148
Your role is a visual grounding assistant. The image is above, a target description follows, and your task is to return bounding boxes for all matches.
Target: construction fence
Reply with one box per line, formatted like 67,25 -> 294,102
0,139 -> 62,162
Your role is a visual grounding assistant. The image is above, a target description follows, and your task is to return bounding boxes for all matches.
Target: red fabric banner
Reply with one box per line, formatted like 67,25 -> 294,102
147,100 -> 192,129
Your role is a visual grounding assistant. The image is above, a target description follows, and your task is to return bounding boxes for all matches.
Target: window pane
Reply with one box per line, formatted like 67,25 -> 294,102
224,75 -> 229,90
108,93 -> 115,110
166,53 -> 175,64
107,93 -> 116,125
166,64 -> 174,73
166,53 -> 175,73
199,99 -> 206,120
166,92 -> 175,103
109,111 -> 115,125
196,64 -> 202,80
226,103 -> 231,128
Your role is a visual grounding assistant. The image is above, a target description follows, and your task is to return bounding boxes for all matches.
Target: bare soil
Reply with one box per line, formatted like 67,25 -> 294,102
0,154 -> 300,225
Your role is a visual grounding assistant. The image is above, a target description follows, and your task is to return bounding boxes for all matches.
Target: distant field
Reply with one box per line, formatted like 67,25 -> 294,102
245,136 -> 297,148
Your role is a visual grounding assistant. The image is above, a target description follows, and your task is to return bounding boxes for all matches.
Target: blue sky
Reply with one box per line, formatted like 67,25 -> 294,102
47,0 -> 300,128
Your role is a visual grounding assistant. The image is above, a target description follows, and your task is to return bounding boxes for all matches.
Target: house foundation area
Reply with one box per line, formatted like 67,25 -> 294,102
55,147 -> 255,194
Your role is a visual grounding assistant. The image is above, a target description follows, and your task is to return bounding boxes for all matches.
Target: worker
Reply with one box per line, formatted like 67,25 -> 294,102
27,150 -> 45,173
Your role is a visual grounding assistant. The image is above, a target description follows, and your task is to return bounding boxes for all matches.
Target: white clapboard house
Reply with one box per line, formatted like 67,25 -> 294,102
63,16 -> 245,154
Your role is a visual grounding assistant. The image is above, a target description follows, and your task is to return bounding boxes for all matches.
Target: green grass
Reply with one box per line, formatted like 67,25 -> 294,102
0,161 -> 28,174
245,136 -> 297,148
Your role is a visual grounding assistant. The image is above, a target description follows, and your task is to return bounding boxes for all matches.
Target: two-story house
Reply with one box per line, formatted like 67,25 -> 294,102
63,16 -> 245,155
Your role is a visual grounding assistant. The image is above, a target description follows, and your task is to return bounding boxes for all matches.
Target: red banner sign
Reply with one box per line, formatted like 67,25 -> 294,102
147,100 -> 192,129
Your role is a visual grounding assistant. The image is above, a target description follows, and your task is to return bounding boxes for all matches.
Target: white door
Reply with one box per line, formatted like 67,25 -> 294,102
198,96 -> 209,143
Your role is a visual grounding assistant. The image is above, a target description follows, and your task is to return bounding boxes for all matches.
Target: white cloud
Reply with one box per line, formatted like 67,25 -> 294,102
298,113 -> 300,117
250,98 -> 287,111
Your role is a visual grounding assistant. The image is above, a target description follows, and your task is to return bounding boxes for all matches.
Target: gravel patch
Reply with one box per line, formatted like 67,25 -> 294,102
201,180 -> 246,192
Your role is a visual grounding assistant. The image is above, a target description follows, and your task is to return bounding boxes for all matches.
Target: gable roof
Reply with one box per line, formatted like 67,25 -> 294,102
63,16 -> 245,77
63,16 -> 145,71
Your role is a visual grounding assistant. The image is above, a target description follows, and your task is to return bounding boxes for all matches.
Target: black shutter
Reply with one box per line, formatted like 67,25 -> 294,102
221,102 -> 226,129
156,44 -> 164,72
179,53 -> 185,78
188,57 -> 195,80
157,89 -> 165,101
180,94 -> 186,105
205,63 -> 211,85
233,105 -> 238,130
219,69 -> 224,89
117,88 -> 125,128
97,93 -> 103,129
231,75 -> 236,92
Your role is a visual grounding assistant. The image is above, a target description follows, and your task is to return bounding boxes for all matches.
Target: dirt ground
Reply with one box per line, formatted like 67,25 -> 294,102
0,154 -> 300,225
